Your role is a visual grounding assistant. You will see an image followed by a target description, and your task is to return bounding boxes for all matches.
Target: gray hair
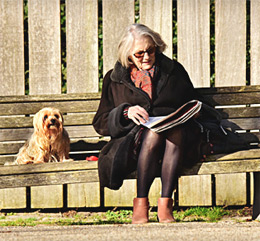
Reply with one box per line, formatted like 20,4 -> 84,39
118,23 -> 167,68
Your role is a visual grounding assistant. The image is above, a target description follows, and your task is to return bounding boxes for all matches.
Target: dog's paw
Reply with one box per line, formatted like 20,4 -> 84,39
33,160 -> 44,164
62,158 -> 74,162
4,161 -> 17,166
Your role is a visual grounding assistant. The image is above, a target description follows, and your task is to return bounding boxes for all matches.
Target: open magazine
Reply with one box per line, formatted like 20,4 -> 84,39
141,100 -> 202,133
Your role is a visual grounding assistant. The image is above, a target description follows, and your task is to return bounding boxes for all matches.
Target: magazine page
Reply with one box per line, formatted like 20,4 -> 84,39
141,100 -> 202,133
141,116 -> 165,128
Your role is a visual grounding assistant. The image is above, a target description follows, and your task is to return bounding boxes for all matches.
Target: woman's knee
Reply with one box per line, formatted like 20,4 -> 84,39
165,127 -> 184,146
165,140 -> 180,152
141,129 -> 163,150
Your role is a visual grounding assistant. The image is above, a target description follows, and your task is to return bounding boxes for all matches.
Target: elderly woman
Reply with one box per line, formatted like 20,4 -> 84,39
93,23 -> 217,224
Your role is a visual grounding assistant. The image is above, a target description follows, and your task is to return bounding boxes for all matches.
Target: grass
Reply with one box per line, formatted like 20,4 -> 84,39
173,207 -> 230,222
0,217 -> 38,227
0,207 -> 253,226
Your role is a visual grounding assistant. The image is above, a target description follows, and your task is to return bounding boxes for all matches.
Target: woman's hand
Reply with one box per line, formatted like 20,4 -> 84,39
128,105 -> 149,125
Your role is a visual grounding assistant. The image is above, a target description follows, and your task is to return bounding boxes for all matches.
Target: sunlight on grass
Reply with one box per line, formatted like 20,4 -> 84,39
0,207 -> 246,226
173,207 -> 230,222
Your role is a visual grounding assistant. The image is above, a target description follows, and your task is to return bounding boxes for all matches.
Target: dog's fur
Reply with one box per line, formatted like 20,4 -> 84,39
14,107 -> 72,164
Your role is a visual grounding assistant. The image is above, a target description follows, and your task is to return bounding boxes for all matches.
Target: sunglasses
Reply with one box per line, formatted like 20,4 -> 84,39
133,46 -> 156,59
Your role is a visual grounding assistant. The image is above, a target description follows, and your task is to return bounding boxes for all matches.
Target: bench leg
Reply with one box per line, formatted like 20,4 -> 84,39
253,172 -> 260,220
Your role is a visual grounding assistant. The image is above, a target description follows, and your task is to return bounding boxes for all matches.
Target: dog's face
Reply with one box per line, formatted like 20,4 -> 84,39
33,107 -> 64,139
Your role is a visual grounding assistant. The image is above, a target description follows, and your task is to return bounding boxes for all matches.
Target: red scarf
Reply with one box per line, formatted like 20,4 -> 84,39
130,65 -> 156,99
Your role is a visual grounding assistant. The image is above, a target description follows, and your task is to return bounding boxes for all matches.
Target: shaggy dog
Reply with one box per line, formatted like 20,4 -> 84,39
14,107 -> 72,164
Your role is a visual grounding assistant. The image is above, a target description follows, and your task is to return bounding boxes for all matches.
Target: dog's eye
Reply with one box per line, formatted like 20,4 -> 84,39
44,115 -> 48,120
55,114 -> 59,119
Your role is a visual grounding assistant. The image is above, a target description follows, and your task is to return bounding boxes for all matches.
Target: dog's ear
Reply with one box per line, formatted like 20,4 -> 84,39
57,110 -> 64,131
33,110 -> 42,133
56,110 -> 64,123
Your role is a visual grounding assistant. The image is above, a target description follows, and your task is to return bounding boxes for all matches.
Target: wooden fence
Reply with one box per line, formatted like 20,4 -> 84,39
0,0 -> 260,209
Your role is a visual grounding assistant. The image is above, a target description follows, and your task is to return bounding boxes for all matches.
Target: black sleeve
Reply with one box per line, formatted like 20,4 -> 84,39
92,70 -> 134,138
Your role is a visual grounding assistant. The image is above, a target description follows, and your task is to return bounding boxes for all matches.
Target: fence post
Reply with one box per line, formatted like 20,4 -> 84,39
0,0 -> 24,95
66,0 -> 99,93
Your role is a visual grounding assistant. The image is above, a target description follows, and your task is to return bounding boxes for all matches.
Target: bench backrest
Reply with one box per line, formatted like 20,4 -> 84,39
1,85 -> 260,165
200,85 -> 260,149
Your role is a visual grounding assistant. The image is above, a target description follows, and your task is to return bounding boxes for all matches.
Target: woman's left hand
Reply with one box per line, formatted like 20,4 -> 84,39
127,105 -> 149,125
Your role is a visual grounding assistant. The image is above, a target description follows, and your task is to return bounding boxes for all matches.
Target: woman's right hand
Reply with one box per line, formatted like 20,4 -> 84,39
127,105 -> 149,125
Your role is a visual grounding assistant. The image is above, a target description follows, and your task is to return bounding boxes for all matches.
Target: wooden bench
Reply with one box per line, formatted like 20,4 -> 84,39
0,85 -> 260,220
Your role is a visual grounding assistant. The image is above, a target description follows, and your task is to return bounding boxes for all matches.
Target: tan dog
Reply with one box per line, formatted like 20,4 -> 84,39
14,107 -> 72,164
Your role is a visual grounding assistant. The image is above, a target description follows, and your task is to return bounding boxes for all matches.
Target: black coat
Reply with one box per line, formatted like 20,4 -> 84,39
93,54 -> 203,138
93,54 -> 208,190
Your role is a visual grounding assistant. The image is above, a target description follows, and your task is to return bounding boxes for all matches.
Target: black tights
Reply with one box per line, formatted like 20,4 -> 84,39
137,128 -> 183,198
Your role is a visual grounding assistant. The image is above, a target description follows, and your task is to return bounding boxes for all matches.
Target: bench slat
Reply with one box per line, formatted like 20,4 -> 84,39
0,138 -> 109,155
0,153 -> 100,165
0,142 -> 24,155
197,85 -> 260,94
0,93 -> 101,103
183,159 -> 260,176
203,92 -> 260,106
210,149 -> 260,161
0,113 -> 96,128
218,106 -> 260,119
0,169 -> 99,189
0,126 -> 99,142
0,161 -> 97,175
0,100 -> 100,116
0,158 -> 260,189
222,118 -> 260,130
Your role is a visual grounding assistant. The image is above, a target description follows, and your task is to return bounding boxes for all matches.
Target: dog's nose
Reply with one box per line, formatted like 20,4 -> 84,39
51,119 -> 56,124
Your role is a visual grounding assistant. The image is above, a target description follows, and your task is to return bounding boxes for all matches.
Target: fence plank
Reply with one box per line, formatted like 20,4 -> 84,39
215,0 -> 246,87
28,0 -> 62,206
102,0 -> 135,75
28,0 -> 61,94
104,180 -> 136,207
67,0 -> 99,93
0,187 -> 26,209
0,0 -> 24,95
251,0 -> 260,85
177,0 -> 211,206
140,0 -> 172,58
31,185 -> 63,208
0,0 -> 26,208
68,183 -> 100,207
215,0 -> 247,206
179,175 -> 212,206
177,0 -> 210,87
66,0 -> 100,206
215,173 -> 247,206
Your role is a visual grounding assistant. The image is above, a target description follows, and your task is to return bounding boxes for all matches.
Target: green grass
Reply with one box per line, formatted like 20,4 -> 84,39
0,217 -> 38,227
173,207 -> 230,222
101,210 -> 132,224
0,207 -> 249,226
